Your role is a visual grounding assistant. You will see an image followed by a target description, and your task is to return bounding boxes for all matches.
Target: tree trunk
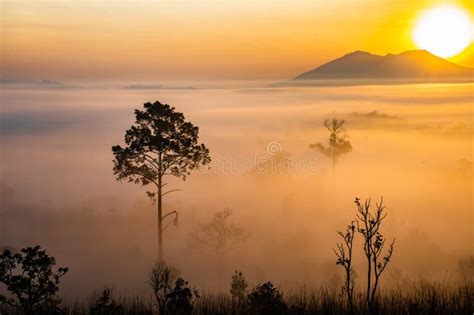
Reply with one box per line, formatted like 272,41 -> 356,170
158,174 -> 163,262
367,253 -> 372,311
332,155 -> 336,177
218,253 -> 224,291
346,268 -> 353,315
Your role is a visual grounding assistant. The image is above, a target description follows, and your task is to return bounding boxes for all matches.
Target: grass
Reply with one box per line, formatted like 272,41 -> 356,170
1,279 -> 471,314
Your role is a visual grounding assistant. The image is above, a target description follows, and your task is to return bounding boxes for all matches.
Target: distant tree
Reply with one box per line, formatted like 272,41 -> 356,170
248,282 -> 287,315
230,270 -> 248,303
355,197 -> 395,311
254,150 -> 293,175
90,287 -> 122,315
112,101 -> 211,261
310,118 -> 352,176
334,221 -> 356,315
0,246 -> 68,314
190,209 -> 247,287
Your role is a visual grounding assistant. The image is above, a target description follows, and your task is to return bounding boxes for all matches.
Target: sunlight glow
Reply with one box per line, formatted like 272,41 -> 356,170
413,5 -> 473,58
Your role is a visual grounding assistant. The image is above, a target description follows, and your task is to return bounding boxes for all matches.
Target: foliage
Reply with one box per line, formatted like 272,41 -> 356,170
112,100 -> 211,261
230,270 -> 248,302
112,100 -> 211,185
165,277 -> 199,314
90,287 -> 122,315
248,282 -> 287,314
147,261 -> 199,314
148,261 -> 180,314
0,245 -> 68,314
310,118 -> 352,175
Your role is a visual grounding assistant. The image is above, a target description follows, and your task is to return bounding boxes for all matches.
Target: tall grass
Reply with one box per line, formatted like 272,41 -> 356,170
1,280 -> 472,314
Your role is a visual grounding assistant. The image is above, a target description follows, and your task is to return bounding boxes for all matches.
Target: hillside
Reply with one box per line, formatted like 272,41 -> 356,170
290,50 -> 473,84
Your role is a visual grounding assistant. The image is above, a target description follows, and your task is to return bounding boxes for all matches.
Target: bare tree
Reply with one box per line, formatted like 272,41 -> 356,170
355,197 -> 395,311
310,118 -> 352,176
334,221 -> 356,314
191,209 -> 247,288
148,261 -> 180,314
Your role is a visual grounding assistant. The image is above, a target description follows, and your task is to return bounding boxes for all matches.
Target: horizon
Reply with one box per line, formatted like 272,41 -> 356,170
2,0 -> 473,82
2,48 -> 473,86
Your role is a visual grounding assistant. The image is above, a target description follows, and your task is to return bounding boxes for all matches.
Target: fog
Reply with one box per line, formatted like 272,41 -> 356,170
0,82 -> 472,298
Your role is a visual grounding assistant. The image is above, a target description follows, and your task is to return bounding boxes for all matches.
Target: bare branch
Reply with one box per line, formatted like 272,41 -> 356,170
162,189 -> 183,197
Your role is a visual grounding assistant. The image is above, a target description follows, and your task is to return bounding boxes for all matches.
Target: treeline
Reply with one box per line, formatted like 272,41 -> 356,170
0,251 -> 472,315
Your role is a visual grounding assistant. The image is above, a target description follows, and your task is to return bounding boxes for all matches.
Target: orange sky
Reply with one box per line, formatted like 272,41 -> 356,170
1,0 -> 473,81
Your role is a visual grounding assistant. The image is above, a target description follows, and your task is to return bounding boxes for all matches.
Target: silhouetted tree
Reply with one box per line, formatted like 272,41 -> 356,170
112,101 -> 211,261
0,246 -> 68,314
355,197 -> 395,312
148,261 -> 180,314
230,270 -> 248,303
310,118 -> 352,176
190,209 -> 246,287
334,221 -> 356,314
90,287 -> 122,315
148,261 -> 198,315
166,278 -> 199,314
248,282 -> 287,315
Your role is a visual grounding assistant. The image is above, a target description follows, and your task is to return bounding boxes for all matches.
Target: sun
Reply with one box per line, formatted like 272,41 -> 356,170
413,5 -> 473,58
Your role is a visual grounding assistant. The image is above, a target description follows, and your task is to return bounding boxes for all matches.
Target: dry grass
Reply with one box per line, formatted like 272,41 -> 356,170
1,280 -> 471,314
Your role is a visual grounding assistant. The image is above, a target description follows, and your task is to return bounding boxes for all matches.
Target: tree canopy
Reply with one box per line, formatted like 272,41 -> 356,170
112,101 -> 211,188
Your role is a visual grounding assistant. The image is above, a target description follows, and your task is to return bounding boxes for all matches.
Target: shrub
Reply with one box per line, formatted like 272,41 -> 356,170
0,245 -> 68,314
148,261 -> 180,314
230,270 -> 248,302
148,261 -> 199,314
90,287 -> 123,314
248,281 -> 287,314
166,278 -> 199,314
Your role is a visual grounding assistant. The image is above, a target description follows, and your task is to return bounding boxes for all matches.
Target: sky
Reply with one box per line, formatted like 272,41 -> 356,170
1,0 -> 473,81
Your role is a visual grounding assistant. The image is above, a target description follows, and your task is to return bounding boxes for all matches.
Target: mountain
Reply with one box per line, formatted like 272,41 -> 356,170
290,50 -> 473,84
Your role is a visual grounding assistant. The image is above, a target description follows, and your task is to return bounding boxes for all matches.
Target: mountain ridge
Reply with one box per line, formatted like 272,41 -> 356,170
291,50 -> 473,83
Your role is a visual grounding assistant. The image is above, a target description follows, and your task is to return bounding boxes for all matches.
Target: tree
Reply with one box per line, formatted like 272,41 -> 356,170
230,270 -> 248,303
90,287 -> 123,315
112,101 -> 211,261
190,209 -> 247,287
310,118 -> 352,176
148,261 -> 180,314
0,246 -> 68,314
166,278 -> 199,314
148,262 -> 198,315
334,221 -> 356,314
355,197 -> 395,311
248,282 -> 287,315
